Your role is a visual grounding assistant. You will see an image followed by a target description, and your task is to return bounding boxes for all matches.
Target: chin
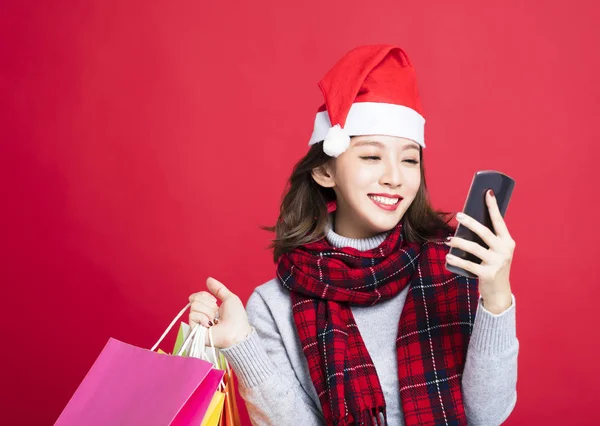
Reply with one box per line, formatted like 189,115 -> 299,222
363,212 -> 403,234
372,221 -> 401,234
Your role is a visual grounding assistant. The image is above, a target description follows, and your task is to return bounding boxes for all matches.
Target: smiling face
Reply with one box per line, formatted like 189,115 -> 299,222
312,135 -> 422,239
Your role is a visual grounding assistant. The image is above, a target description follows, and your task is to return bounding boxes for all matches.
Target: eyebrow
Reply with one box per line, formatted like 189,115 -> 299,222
353,140 -> 420,151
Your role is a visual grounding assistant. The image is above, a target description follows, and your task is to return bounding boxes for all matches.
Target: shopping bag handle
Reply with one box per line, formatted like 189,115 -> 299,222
150,303 -> 222,367
150,302 -> 230,391
173,313 -> 219,364
150,302 -> 192,352
189,325 -> 220,368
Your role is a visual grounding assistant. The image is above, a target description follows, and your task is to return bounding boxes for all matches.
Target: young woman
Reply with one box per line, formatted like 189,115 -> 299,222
188,45 -> 518,426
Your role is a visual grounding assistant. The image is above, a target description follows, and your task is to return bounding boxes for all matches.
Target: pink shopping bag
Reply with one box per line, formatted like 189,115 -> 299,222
55,305 -> 224,426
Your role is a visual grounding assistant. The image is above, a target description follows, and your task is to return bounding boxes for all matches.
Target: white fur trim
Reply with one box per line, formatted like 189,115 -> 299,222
322,124 -> 351,157
308,102 -> 426,148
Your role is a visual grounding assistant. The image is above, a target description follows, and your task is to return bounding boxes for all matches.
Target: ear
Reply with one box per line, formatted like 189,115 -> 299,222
311,162 -> 336,188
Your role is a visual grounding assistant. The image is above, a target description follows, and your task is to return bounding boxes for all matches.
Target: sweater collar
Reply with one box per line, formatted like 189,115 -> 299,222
325,214 -> 390,251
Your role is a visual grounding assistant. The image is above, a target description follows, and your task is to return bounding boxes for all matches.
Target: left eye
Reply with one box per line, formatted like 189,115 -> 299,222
403,159 -> 419,164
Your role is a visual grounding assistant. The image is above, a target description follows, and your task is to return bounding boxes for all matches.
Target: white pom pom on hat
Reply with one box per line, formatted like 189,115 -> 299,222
308,45 -> 426,158
322,124 -> 350,157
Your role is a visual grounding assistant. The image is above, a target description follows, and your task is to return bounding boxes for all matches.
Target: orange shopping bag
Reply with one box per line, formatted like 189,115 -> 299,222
219,368 -> 241,426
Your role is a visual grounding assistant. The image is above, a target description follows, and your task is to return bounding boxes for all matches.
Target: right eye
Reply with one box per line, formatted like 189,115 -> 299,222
360,156 -> 380,161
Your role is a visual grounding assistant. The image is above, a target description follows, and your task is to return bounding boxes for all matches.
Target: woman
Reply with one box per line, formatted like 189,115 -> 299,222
188,45 -> 518,426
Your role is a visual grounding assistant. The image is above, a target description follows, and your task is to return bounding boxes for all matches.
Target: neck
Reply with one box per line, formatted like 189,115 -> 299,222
325,215 -> 389,251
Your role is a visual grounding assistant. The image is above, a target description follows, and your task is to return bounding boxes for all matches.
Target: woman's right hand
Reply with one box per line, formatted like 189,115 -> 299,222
188,277 -> 252,349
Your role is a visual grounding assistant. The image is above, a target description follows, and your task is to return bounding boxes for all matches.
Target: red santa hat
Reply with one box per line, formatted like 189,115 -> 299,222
308,45 -> 426,157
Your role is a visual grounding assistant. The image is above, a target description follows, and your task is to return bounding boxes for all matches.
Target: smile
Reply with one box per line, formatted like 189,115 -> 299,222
368,194 -> 402,211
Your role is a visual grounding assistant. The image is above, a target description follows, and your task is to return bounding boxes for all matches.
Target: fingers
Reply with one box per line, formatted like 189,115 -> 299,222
188,277 -> 238,331
188,291 -> 219,328
189,312 -> 210,328
445,236 -> 493,263
485,190 -> 511,239
446,253 -> 486,278
455,211 -> 499,249
206,277 -> 235,302
189,290 -> 217,305
189,301 -> 219,328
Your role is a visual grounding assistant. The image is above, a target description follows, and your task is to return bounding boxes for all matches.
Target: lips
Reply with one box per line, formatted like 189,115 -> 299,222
368,193 -> 403,211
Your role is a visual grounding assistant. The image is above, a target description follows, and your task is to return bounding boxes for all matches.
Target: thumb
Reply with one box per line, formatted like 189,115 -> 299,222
206,277 -> 234,302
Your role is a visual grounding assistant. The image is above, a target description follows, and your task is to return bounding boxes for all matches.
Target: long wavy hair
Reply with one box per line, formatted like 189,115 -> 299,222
264,142 -> 455,262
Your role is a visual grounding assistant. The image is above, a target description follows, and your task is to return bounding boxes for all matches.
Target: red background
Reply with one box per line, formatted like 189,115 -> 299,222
2,1 -> 599,424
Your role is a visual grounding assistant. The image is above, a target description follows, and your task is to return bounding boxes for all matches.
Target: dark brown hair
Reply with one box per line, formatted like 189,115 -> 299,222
264,142 -> 455,262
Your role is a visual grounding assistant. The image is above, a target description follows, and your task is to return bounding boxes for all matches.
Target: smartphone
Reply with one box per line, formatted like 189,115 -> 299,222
445,170 -> 515,278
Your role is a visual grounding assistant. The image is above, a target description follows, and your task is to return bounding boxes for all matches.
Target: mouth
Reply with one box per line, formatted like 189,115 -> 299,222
368,193 -> 403,211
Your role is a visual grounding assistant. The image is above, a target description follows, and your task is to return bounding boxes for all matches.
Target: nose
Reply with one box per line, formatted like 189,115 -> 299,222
380,159 -> 403,188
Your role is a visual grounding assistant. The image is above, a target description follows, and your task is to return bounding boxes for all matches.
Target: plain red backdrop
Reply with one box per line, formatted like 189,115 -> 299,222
1,0 -> 599,424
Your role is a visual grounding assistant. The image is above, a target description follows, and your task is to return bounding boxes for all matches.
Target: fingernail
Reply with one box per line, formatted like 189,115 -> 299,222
208,321 -> 213,327
214,318 -> 219,324
489,189 -> 495,198
445,236 -> 452,242
456,212 -> 465,221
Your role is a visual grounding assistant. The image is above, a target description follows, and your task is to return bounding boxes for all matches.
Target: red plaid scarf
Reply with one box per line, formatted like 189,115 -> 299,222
277,222 -> 479,426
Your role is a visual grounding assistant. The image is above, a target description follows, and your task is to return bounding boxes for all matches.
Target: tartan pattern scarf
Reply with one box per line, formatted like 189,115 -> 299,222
277,222 -> 479,426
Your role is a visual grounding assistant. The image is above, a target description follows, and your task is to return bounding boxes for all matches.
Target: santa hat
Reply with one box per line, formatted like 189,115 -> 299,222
308,45 -> 426,157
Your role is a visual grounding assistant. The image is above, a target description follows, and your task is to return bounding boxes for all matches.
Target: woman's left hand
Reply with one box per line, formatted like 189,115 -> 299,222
445,189 -> 516,314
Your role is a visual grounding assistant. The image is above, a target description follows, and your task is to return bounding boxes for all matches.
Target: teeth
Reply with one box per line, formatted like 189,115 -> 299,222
369,195 -> 400,205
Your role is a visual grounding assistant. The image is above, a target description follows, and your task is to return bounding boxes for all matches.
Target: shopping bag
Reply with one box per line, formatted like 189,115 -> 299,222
175,320 -> 242,426
179,322 -> 229,426
173,320 -> 189,355
201,391 -> 226,426
219,369 -> 242,426
55,304 -> 224,426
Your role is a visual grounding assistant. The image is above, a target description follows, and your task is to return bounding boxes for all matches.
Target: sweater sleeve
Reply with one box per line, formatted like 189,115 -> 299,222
219,291 -> 325,426
462,294 -> 519,425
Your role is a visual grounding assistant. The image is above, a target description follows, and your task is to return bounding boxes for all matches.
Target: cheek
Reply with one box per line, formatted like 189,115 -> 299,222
352,168 -> 378,188
337,161 -> 376,192
405,172 -> 421,196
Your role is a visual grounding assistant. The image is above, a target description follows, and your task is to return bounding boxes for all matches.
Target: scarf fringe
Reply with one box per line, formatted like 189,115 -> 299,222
337,407 -> 387,426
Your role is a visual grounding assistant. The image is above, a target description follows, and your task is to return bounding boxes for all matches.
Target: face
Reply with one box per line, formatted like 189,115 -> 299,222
313,135 -> 422,239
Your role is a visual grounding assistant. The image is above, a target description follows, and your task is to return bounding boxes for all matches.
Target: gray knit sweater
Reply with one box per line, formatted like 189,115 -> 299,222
221,226 -> 518,425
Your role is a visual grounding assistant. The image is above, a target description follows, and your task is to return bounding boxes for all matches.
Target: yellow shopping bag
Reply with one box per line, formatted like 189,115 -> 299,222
201,391 -> 226,426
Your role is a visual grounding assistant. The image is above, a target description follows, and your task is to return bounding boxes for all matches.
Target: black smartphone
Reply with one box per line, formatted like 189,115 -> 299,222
445,170 -> 515,278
